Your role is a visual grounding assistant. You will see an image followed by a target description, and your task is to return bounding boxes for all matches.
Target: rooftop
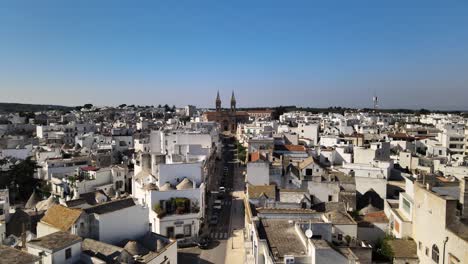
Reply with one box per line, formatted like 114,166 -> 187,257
0,245 -> 40,264
83,197 -> 135,215
387,239 -> 418,259
28,231 -> 82,252
258,219 -> 307,261
40,205 -> 83,231
325,210 -> 357,225
247,184 -> 276,200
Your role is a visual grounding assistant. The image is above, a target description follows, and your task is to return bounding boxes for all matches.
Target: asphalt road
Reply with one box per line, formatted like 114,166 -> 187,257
179,135 -> 238,264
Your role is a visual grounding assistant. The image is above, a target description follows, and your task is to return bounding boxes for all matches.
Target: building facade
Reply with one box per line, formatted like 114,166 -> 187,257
203,91 -> 249,132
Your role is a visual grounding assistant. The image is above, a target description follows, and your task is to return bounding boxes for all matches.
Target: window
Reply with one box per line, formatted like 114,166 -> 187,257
337,234 -> 343,241
425,247 -> 429,256
65,248 -> 72,259
418,241 -> 422,251
432,245 -> 439,263
402,198 -> 411,214
183,224 -> 192,237
305,169 -> 313,176
328,195 -> 333,202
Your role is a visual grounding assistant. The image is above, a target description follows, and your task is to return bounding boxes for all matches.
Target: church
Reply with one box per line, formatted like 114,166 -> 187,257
203,91 -> 249,132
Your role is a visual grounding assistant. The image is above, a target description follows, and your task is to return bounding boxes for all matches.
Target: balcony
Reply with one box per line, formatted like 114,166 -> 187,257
153,197 -> 200,219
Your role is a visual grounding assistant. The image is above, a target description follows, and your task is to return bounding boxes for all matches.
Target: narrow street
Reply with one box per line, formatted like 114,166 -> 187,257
179,135 -> 246,264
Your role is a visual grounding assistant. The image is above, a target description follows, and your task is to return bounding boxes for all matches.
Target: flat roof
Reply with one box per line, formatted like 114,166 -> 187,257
258,219 -> 307,261
28,231 -> 82,252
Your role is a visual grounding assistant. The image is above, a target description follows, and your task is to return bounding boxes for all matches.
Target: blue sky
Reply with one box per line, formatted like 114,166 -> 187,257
1,1 -> 468,109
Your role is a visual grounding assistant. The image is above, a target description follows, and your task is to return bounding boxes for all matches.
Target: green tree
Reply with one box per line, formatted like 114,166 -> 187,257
2,157 -> 40,202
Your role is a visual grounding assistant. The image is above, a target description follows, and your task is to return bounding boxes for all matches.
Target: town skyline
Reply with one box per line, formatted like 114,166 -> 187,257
1,1 -> 468,110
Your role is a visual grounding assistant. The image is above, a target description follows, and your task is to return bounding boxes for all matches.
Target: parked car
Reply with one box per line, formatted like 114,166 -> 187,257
197,235 -> 212,249
209,215 -> 219,226
219,186 -> 226,193
213,205 -> 222,210
177,238 -> 198,248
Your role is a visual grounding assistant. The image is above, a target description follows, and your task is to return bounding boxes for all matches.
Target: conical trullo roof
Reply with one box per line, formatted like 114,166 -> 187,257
25,191 -> 41,209
36,195 -> 57,211
359,203 -> 380,215
176,178 -> 193,190
159,182 -> 175,191
123,240 -> 149,256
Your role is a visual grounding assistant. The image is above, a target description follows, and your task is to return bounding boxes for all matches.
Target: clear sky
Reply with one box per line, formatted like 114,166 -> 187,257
1,1 -> 468,110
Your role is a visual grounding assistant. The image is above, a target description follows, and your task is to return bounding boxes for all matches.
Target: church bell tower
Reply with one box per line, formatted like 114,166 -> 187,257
216,90 -> 221,112
230,91 -> 236,112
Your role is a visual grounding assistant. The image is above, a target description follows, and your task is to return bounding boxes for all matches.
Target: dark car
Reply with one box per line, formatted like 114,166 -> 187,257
177,238 -> 198,248
197,235 -> 212,249
209,215 -> 219,226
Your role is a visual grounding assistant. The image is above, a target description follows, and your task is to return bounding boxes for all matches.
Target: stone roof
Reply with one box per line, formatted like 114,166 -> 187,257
387,239 -> 418,259
83,198 -> 135,215
257,208 -> 316,214
25,191 -> 41,209
176,178 -> 194,190
325,210 -> 357,225
0,245 -> 40,264
40,205 -> 83,231
82,238 -> 132,264
159,182 -> 175,191
123,240 -> 149,256
298,156 -> 316,170
258,219 -> 307,261
247,184 -> 276,199
279,189 -> 310,203
35,195 -> 57,211
359,203 -> 380,215
312,202 -> 347,213
65,190 -> 110,208
28,231 -> 82,252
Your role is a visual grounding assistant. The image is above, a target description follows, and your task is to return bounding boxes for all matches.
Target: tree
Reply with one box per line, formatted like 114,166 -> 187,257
83,103 -> 93,109
1,157 -> 40,202
119,104 -> 127,108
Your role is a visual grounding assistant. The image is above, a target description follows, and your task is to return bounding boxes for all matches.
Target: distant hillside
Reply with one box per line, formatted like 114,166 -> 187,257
0,102 -> 74,113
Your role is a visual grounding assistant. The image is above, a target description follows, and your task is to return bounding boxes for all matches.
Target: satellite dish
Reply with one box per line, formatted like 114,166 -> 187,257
305,229 -> 313,239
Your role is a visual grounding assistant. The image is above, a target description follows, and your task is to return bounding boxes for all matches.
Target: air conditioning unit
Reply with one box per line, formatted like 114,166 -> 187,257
284,255 -> 295,264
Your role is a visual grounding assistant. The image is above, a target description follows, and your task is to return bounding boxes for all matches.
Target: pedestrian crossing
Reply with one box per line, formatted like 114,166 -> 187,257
221,200 -> 231,205
210,232 -> 229,239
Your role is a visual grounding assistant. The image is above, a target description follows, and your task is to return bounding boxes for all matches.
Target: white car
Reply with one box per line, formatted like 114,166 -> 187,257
213,205 -> 222,210
219,186 -> 226,193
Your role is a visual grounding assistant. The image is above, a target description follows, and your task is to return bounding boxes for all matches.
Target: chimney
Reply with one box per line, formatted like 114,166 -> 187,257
460,177 -> 468,219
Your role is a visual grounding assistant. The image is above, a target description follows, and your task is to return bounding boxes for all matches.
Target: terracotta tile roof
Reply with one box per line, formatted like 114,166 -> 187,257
81,166 -> 99,171
250,151 -> 260,162
274,144 -> 306,152
362,211 -> 389,223
41,205 -> 83,231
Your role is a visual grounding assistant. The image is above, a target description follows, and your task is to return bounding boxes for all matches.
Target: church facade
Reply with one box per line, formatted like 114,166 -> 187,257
203,91 -> 249,132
